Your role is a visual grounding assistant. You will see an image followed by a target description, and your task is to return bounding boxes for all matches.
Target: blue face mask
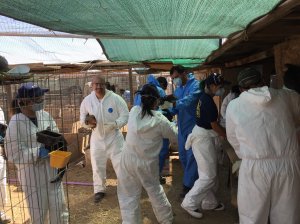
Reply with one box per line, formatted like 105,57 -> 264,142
215,87 -> 225,96
173,77 -> 182,87
32,102 -> 44,111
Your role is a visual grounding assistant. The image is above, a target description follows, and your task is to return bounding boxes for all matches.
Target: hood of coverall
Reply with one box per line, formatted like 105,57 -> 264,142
125,106 -> 167,160
147,74 -> 166,97
134,75 -> 165,106
239,86 -> 272,105
147,74 -> 161,88
129,106 -> 161,133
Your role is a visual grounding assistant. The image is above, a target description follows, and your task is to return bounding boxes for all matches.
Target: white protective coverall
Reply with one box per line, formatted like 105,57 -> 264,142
220,92 -> 236,127
80,90 -> 129,193
5,110 -> 68,224
0,107 -> 6,213
117,106 -> 177,224
0,153 -> 5,213
181,125 -> 219,210
226,87 -> 300,224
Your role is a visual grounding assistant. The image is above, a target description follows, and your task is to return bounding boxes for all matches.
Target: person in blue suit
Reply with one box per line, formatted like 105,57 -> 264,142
134,74 -> 166,106
156,77 -> 173,184
169,65 -> 200,196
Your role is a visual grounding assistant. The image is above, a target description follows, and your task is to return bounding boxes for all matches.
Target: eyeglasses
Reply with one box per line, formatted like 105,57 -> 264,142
92,82 -> 106,87
21,96 -> 44,105
30,96 -> 44,103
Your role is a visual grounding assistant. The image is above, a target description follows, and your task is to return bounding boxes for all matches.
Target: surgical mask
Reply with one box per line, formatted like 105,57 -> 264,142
215,87 -> 225,96
283,85 -> 293,92
173,78 -> 182,87
32,102 -> 44,111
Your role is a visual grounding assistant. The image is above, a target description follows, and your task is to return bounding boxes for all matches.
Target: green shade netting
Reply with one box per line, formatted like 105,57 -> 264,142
0,0 -> 282,64
0,0 -> 281,37
100,39 -> 219,65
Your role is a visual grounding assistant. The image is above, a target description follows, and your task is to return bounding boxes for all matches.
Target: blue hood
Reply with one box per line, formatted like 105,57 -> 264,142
147,74 -> 161,88
134,74 -> 166,106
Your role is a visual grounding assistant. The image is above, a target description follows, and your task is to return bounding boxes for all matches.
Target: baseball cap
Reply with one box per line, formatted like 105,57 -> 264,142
205,73 -> 230,86
238,68 -> 261,88
17,82 -> 49,99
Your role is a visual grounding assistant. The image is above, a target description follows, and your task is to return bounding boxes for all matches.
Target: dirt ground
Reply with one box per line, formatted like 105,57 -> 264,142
3,153 -> 238,224
66,154 -> 239,224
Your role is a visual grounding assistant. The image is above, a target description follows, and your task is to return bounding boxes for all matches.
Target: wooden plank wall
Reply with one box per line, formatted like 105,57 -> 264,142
274,37 -> 300,88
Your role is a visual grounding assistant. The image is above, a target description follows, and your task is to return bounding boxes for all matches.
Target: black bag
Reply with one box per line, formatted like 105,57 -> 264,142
36,130 -> 68,183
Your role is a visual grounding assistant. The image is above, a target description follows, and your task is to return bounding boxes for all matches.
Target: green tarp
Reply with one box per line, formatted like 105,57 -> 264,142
0,0 -> 282,66
100,39 -> 219,66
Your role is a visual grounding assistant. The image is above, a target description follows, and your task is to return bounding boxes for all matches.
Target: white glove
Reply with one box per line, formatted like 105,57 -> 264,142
103,121 -> 117,133
232,160 -> 242,174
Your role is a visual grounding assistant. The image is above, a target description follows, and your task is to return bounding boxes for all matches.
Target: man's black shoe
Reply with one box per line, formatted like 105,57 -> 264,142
94,192 -> 105,203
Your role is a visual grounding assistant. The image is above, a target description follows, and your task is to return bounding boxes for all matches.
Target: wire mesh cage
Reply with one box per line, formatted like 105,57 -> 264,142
0,71 -> 92,223
0,67 -> 154,223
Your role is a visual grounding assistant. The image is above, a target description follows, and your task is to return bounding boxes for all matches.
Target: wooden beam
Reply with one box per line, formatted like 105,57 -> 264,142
206,0 -> 300,64
5,85 -> 13,121
224,49 -> 274,67
143,62 -> 173,71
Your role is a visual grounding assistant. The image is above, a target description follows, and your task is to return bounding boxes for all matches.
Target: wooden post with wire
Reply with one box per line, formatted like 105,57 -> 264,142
4,85 -> 13,121
128,67 -> 134,106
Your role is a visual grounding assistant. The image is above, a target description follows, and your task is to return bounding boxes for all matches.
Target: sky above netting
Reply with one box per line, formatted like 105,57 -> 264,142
0,0 -> 283,66
0,36 -> 106,65
0,16 -> 106,65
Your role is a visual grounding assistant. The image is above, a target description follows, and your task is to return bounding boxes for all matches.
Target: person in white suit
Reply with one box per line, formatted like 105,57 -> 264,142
181,73 -> 228,219
80,75 -> 129,203
117,84 -> 177,224
0,106 -> 10,223
5,82 -> 68,224
226,67 -> 300,224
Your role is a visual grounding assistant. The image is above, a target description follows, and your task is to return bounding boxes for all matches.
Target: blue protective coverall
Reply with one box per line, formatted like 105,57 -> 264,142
133,75 -> 170,173
133,75 -> 166,106
171,73 -> 200,188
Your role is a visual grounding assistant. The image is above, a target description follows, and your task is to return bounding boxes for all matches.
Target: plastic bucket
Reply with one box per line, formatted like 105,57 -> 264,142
49,150 -> 72,168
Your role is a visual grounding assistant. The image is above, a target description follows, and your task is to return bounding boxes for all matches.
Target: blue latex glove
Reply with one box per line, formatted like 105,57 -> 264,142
39,147 -> 49,158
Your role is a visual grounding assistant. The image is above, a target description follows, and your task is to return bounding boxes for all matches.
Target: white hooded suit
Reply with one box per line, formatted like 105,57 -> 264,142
117,106 -> 177,224
0,107 -> 6,213
5,110 -> 68,224
226,87 -> 300,224
80,90 -> 129,193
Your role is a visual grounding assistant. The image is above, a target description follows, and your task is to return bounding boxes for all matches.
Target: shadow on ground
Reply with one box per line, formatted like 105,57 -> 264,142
66,155 -> 239,224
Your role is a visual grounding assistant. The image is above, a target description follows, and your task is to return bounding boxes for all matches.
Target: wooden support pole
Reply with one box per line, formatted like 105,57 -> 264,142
128,67 -> 134,105
5,85 -> 13,121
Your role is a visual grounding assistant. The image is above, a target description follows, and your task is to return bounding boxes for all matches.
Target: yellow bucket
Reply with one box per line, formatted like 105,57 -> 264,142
49,150 -> 72,168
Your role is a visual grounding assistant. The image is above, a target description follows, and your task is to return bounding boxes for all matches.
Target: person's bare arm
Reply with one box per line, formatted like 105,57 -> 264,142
211,121 -> 226,138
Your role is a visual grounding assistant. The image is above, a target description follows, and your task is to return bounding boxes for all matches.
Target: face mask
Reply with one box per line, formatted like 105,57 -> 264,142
173,77 -> 182,87
32,102 -> 44,111
215,87 -> 225,96
283,85 -> 293,92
